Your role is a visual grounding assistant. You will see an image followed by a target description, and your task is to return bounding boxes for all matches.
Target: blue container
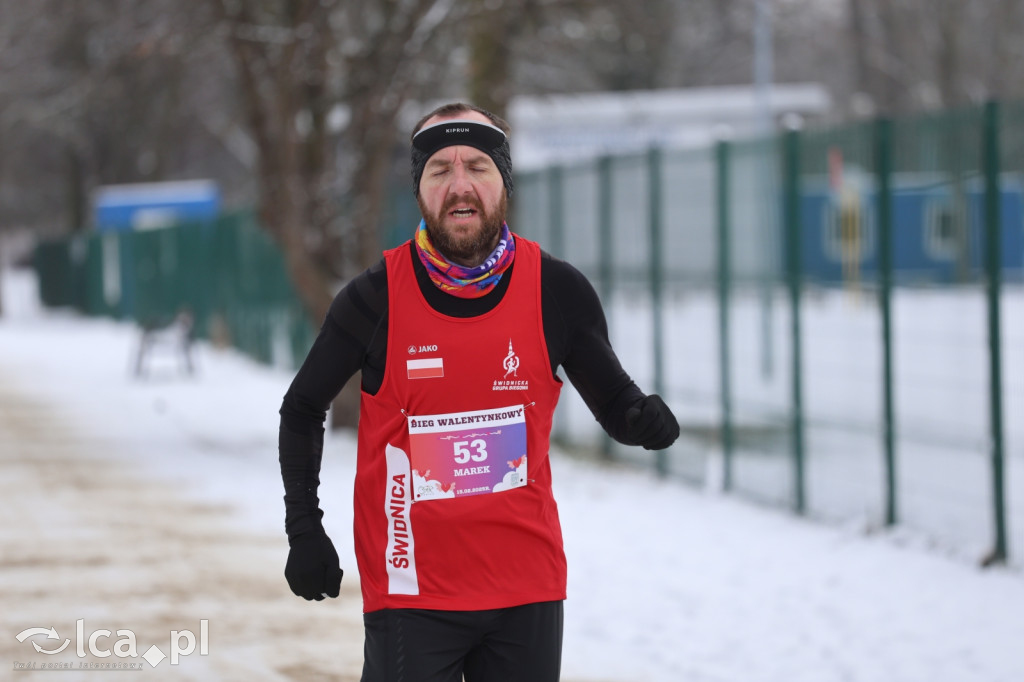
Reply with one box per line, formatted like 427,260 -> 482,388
93,180 -> 221,232
798,173 -> 1024,284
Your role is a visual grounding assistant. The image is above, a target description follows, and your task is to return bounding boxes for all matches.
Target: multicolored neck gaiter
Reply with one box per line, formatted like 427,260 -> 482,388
413,219 -> 516,299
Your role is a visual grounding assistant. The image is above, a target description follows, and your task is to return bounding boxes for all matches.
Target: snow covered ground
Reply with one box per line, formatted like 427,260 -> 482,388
2,268 -> 1023,682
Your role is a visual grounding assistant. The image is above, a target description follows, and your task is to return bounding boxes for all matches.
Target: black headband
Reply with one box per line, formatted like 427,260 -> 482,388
410,119 -> 514,197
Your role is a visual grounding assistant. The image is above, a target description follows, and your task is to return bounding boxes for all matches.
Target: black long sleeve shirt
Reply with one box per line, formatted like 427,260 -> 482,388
278,241 -> 646,540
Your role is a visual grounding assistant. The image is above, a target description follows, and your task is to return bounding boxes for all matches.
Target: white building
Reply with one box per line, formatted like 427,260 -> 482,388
508,83 -> 832,170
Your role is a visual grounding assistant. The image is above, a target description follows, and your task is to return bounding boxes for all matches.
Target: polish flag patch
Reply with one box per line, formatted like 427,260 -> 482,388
407,357 -> 444,379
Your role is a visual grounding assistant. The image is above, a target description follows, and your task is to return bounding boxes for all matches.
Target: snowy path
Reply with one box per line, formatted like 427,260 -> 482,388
0,366 -> 367,680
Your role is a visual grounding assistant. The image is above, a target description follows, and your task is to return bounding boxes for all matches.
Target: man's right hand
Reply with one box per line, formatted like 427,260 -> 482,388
285,532 -> 344,601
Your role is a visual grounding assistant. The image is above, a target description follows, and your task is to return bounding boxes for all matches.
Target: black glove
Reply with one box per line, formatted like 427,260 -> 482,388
285,532 -> 344,601
625,394 -> 680,450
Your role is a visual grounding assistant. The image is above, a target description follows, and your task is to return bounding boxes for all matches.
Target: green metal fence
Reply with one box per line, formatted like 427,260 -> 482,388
34,210 -> 315,369
516,100 -> 1022,565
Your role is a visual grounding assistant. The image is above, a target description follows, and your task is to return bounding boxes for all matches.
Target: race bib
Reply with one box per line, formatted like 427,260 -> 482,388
407,405 -> 528,502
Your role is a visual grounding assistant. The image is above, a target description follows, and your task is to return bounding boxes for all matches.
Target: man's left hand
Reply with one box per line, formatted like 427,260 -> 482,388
625,394 -> 680,450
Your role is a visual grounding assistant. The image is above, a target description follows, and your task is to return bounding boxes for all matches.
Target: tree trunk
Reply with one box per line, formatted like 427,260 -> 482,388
214,0 -> 464,428
874,1 -> 902,113
847,0 -> 871,110
468,0 -> 512,120
329,103 -> 404,430
67,145 -> 87,231
988,0 -> 1015,99
936,1 -> 962,108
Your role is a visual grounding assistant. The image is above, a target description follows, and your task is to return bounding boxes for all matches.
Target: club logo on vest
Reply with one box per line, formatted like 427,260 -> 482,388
492,339 -> 528,391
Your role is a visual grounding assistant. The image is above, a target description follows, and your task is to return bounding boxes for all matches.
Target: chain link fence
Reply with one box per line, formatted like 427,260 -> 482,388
517,101 -> 1022,565
34,211 -> 315,369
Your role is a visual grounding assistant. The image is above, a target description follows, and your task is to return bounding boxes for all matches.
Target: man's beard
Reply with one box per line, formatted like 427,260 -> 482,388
419,193 -> 508,266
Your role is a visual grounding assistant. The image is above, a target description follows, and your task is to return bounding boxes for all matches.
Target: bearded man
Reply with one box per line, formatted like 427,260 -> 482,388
278,102 -> 680,682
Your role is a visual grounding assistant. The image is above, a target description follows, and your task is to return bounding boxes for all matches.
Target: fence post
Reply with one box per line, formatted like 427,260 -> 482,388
982,100 -> 1008,564
875,117 -> 898,526
647,147 -> 668,477
716,140 -> 734,491
597,155 -> 615,460
547,165 -> 565,259
783,128 -> 806,514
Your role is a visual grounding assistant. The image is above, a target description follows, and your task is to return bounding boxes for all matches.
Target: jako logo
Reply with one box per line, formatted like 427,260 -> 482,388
14,619 -> 208,669
409,345 -> 438,354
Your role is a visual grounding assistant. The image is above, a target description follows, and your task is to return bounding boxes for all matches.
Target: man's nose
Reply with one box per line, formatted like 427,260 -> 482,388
448,165 -> 474,195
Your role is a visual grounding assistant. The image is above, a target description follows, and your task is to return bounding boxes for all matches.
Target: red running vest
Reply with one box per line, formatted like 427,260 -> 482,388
353,235 -> 566,613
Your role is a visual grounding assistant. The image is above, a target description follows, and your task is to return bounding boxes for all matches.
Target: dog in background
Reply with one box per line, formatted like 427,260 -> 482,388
134,308 -> 195,378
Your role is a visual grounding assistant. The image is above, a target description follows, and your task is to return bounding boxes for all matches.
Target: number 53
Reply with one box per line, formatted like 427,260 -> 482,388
453,439 -> 488,463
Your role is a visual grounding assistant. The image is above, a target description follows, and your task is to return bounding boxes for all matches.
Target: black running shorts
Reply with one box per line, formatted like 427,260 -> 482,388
361,600 -> 564,682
